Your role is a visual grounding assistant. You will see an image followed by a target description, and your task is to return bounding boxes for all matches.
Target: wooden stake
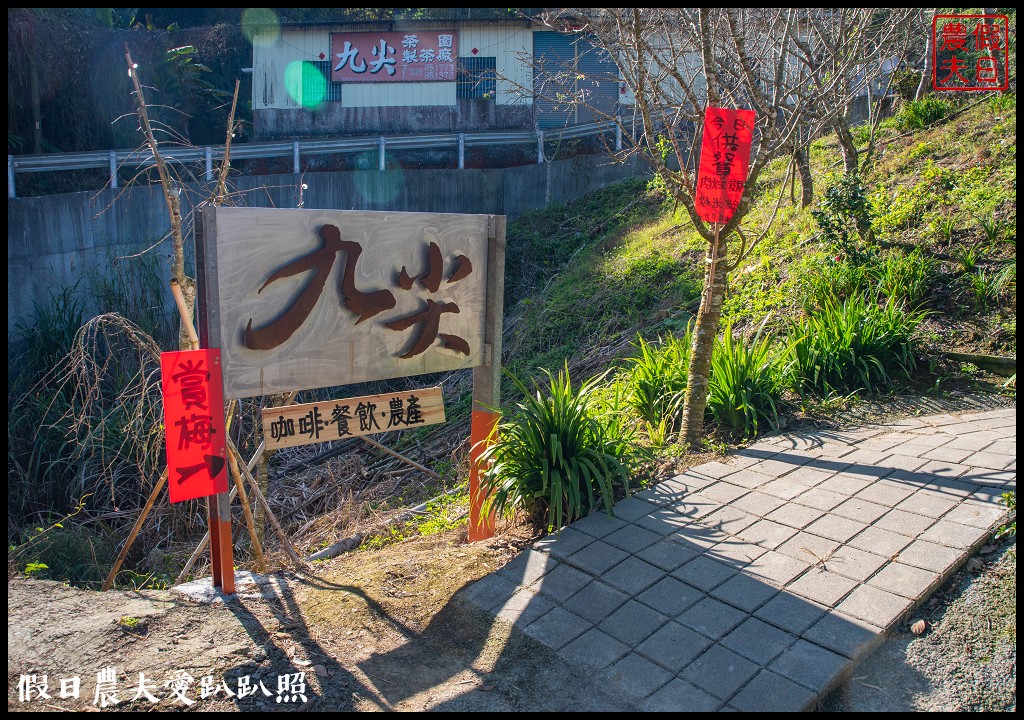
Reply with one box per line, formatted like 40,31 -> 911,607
173,484 -> 239,585
101,469 -> 168,591
169,278 -> 199,350
227,445 -> 266,572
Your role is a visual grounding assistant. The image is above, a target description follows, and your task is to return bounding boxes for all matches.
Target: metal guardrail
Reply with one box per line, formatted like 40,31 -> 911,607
8,121 -> 624,198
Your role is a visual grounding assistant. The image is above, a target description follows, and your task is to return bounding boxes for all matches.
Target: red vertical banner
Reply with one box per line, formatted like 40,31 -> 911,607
694,107 -> 756,224
161,349 -> 228,503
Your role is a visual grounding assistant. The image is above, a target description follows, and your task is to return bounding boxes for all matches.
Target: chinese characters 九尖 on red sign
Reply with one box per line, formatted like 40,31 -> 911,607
695,107 -> 756,224
932,14 -> 1009,91
161,349 -> 228,503
331,31 -> 457,83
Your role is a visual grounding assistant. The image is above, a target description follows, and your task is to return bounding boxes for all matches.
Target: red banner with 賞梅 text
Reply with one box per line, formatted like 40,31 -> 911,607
161,349 -> 228,503
694,107 -> 755,224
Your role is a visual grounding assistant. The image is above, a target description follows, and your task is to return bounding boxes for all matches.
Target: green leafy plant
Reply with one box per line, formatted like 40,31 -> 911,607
800,255 -> 871,311
933,213 -> 960,246
868,247 -> 937,309
895,96 -> 954,131
976,213 -> 1007,244
952,244 -> 983,273
811,173 -> 874,262
23,562 -> 49,577
787,294 -> 925,397
995,492 -> 1015,538
623,329 -> 692,441
966,264 -> 1016,310
480,365 -> 646,532
707,321 -> 786,439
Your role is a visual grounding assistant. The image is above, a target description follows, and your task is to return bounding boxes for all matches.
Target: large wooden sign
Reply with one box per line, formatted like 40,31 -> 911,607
695,107 -> 756,224
198,208 -> 494,399
262,386 -> 445,451
161,349 -> 229,503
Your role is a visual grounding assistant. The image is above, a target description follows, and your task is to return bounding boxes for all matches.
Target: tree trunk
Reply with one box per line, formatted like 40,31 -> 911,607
833,117 -> 859,175
794,145 -> 814,208
915,11 -> 936,101
679,230 -> 729,449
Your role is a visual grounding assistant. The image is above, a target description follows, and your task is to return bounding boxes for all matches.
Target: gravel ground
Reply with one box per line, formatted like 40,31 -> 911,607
820,535 -> 1017,712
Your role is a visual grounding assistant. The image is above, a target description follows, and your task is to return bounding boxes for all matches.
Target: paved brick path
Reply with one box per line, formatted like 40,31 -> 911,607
460,408 -> 1016,711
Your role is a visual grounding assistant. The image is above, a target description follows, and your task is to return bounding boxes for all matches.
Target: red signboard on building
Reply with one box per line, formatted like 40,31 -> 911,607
161,349 -> 228,503
694,107 -> 756,224
330,31 -> 457,83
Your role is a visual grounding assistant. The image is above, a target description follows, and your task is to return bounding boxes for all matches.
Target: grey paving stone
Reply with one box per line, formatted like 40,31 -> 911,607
895,491 -> 960,519
729,669 -> 817,712
562,580 -> 630,624
831,497 -> 890,524
766,503 -> 824,530
671,555 -> 737,592
745,550 -> 812,587
785,568 -> 859,607
730,491 -> 786,517
872,508 -> 936,537
559,627 -> 630,670
598,599 -> 670,646
702,506 -> 758,535
602,556 -> 665,595
681,644 -> 760,700
674,493 -> 723,522
671,470 -> 719,491
708,538 -> 766,566
636,620 -> 713,672
816,473 -> 875,497
677,597 -> 747,640
738,519 -> 798,550
571,511 -> 630,540
670,523 -> 728,551
868,562 -> 940,599
776,532 -> 841,566
963,450 -> 1015,471
758,479 -> 808,501
612,497 -> 661,522
839,447 -> 893,469
710,572 -> 779,613
884,453 -> 932,473
795,487 -> 848,511
633,508 -> 693,537
941,501 -> 1010,528
723,469 -> 773,489
462,573 -> 519,612
784,465 -> 837,488
696,461 -> 747,479
922,444 -> 977,464
918,519 -> 987,549
640,677 -> 722,712
702,481 -> 749,504
968,486 -> 1011,504
567,540 -> 630,575
803,611 -> 883,659
535,563 -> 593,603
923,477 -> 981,498
754,592 -> 828,635
804,515 -> 867,543
522,605 -> 592,650
825,545 -> 889,583
637,575 -> 705,616
603,524 -> 663,553
634,484 -> 687,508
835,584 -> 913,630
848,525 -> 913,556
895,540 -> 963,573
496,549 -> 557,587
720,616 -> 798,665
985,439 -> 1016,456
534,527 -> 595,559
769,638 -> 848,693
854,480 -> 918,507
494,587 -> 556,628
636,538 -> 701,572
602,652 -> 674,703
916,459 -> 972,481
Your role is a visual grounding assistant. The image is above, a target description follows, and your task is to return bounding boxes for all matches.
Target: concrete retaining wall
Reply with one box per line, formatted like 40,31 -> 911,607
7,153 -> 646,335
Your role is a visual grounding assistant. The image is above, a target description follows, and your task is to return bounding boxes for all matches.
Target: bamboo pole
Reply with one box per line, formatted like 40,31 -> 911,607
169,278 -> 199,350
173,485 -> 238,585
227,445 -> 266,572
101,469 -> 168,591
226,435 -> 304,569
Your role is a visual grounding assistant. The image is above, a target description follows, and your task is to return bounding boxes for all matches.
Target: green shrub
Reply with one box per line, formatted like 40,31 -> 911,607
708,323 -> 786,439
895,97 -> 954,131
868,247 -> 937,309
480,365 -> 646,532
811,173 -> 874,262
623,329 -> 692,440
800,256 -> 871,311
787,295 -> 925,397
965,264 -> 1016,310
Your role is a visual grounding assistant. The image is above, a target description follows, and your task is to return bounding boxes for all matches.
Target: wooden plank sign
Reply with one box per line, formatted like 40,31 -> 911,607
262,386 -> 445,451
197,207 -> 493,399
161,349 -> 229,503
694,106 -> 755,224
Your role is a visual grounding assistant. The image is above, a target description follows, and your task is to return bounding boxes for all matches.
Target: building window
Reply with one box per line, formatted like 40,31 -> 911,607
312,61 -> 344,102
457,57 -> 496,99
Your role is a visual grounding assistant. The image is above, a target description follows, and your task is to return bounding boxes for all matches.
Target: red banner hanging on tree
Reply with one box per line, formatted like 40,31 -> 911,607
161,349 -> 228,503
694,107 -> 756,224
